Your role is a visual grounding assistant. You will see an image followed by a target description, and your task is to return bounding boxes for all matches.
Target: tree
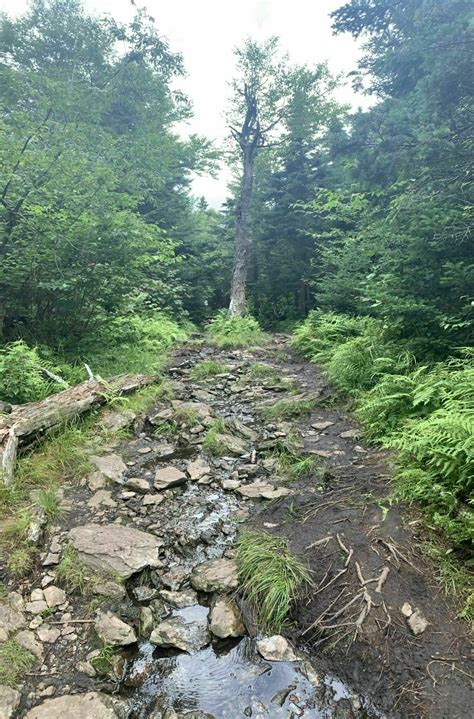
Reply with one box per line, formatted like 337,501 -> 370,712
227,38 -> 289,317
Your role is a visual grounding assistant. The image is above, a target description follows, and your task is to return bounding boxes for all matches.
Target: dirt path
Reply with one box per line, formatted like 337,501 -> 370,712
1,336 -> 472,718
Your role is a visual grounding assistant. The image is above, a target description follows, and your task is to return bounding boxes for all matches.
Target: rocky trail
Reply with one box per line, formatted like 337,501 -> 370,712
1,337 -> 472,719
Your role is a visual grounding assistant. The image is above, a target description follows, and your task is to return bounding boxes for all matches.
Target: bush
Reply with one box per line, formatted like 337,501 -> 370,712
207,311 -> 268,348
0,341 -> 50,404
292,310 -> 368,363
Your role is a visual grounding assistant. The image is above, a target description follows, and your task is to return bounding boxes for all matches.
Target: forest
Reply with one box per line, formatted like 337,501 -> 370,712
0,1 -> 472,717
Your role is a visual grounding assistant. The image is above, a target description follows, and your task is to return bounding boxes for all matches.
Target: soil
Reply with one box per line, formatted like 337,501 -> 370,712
2,335 -> 472,718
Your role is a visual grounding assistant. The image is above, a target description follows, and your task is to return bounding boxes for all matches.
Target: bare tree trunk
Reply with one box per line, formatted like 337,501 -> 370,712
229,148 -> 255,317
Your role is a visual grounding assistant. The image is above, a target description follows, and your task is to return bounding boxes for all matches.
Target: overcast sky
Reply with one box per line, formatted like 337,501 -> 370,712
2,0 -> 371,206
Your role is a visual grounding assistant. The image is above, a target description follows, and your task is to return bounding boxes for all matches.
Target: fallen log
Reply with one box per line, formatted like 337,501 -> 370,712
0,373 -> 157,486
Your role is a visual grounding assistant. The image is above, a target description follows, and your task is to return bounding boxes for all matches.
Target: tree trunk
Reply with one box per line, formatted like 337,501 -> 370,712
228,148 -> 255,317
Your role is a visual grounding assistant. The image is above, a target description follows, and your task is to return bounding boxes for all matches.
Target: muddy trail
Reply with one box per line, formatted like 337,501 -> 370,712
1,337 -> 472,719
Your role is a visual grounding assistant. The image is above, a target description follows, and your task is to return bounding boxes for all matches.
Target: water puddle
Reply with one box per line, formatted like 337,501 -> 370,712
124,637 -> 380,718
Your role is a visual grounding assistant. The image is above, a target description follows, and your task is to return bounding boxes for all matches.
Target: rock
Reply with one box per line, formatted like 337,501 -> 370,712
69,523 -> 163,578
100,410 -> 136,432
76,661 -> 96,678
407,609 -> 429,635
150,615 -> 210,653
172,400 -> 212,421
190,558 -> 239,593
231,419 -> 259,442
311,421 -> 334,431
23,692 -> 126,719
340,429 -> 360,439
237,481 -> 292,500
140,606 -> 154,635
159,589 -> 198,609
132,586 -> 157,603
154,467 -> 187,490
125,477 -> 150,493
95,611 -> 137,646
209,597 -> 245,638
214,433 -> 247,455
0,401 -> 12,414
221,479 -> 241,491
142,494 -> 164,506
92,581 -> 126,600
161,567 -> 189,591
43,553 -> 60,566
30,588 -> 44,602
88,471 -> 107,491
0,685 -> 20,719
15,629 -> 44,660
36,625 -> 60,643
90,454 -> 127,484
43,585 -> 66,608
186,457 -> 211,481
88,490 -> 117,508
400,602 -> 413,617
25,600 -> 48,615
256,635 -> 297,662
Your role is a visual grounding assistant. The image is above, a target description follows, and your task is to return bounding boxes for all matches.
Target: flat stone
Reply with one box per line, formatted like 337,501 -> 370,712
231,419 -> 259,442
132,586 -> 158,603
154,467 -> 187,490
88,490 -> 117,508
95,610 -> 137,646
159,589 -> 198,609
340,429 -> 360,439
256,635 -> 297,662
142,494 -> 164,506
221,478 -> 241,491
69,523 -> 163,578
92,581 -> 126,599
30,589 -> 44,602
407,609 -> 429,635
125,477 -> 150,493
172,400 -> 212,421
36,625 -> 60,643
88,471 -> 107,491
186,458 -> 211,482
190,558 -> 239,593
15,629 -> 44,660
23,692 -> 125,719
400,602 -> 413,617
236,481 -> 292,500
90,454 -> 127,484
43,553 -> 60,566
0,685 -> 21,719
150,614 -> 210,653
161,567 -> 189,591
209,597 -> 245,639
137,446 -> 152,454
311,421 -> 334,431
25,600 -> 48,615
214,433 -> 247,456
100,410 -> 136,432
43,586 -> 66,608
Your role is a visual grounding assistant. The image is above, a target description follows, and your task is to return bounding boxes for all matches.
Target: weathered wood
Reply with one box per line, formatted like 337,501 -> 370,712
0,373 -> 157,485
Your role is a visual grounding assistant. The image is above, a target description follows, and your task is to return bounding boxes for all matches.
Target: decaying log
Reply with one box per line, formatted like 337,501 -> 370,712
0,373 -> 157,485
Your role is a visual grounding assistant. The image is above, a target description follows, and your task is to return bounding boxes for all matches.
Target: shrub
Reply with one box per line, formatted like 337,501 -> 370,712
0,341 -> 49,404
207,311 -> 268,348
292,310 -> 368,363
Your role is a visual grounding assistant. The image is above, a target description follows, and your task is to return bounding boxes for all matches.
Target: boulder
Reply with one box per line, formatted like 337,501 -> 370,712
186,457 -> 211,482
90,454 -> 127,484
214,433 -> 247,456
100,410 -> 136,432
43,585 -> 66,608
154,467 -> 187,491
236,481 -> 291,500
125,477 -> 150,493
190,558 -> 239,593
159,589 -> 198,609
69,523 -> 162,578
15,629 -> 44,660
150,614 -> 210,653
256,635 -> 297,662
95,611 -> 137,646
311,421 -> 334,431
0,685 -> 20,719
23,692 -> 126,719
209,597 -> 245,638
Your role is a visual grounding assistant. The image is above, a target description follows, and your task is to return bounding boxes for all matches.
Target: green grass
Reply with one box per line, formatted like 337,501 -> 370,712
153,420 -> 179,437
419,540 -> 473,622
91,642 -> 117,675
173,406 -> 199,426
55,545 -> 88,594
261,397 -> 317,421
202,418 -> 226,455
115,379 -> 175,414
7,547 -> 36,578
0,640 -> 36,686
192,360 -> 226,380
236,530 -> 312,632
207,312 -> 269,349
37,488 -> 63,520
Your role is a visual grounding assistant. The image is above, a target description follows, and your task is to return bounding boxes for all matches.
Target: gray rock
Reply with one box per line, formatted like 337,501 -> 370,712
125,477 -> 150,493
237,481 -> 291,500
100,410 -> 136,432
407,609 -> 429,635
15,629 -> 44,660
190,558 -> 239,593
214,433 -> 247,456
186,457 -> 211,481
311,421 -> 334,430
0,401 -> 12,414
69,523 -> 163,578
92,581 -> 126,600
340,429 -> 360,439
25,600 -> 48,615
256,635 -> 297,661
150,614 -> 210,653
132,586 -> 158,603
87,490 -> 117,508
43,585 -> 66,608
209,597 -> 245,638
23,692 -> 126,719
0,685 -> 20,719
142,494 -> 164,506
159,589 -> 198,609
154,466 -> 187,490
36,625 -> 60,643
95,611 -> 137,646
161,567 -> 189,591
90,454 -> 127,484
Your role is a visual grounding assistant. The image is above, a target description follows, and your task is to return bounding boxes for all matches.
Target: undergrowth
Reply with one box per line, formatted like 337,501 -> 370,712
207,311 -> 268,348
236,530 -> 312,632
0,640 -> 36,686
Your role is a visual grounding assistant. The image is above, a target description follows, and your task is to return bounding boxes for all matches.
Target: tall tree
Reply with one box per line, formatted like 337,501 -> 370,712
227,38 -> 288,317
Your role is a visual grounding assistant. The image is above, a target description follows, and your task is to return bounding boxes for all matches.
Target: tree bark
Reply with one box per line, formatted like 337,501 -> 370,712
229,147 -> 255,317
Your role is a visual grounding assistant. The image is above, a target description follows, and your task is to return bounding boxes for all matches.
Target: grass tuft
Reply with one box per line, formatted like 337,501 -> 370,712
202,418 -> 226,455
0,640 -> 36,686
207,311 -> 268,349
236,530 -> 312,632
262,398 -> 317,421
192,360 -> 226,380
55,545 -> 87,594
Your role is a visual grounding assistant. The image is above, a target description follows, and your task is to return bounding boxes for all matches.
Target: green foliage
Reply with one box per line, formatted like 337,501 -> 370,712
0,341 -> 50,403
292,311 -> 369,363
0,640 -> 36,686
236,530 -> 312,632
91,642 -> 117,676
202,418 -> 226,455
207,312 -> 268,348
262,397 -> 317,421
191,360 -> 226,380
7,547 -> 36,578
55,545 -> 87,594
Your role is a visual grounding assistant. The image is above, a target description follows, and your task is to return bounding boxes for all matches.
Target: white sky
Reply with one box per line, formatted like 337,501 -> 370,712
1,0 -> 371,207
